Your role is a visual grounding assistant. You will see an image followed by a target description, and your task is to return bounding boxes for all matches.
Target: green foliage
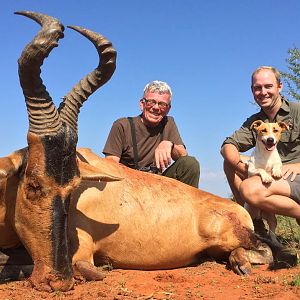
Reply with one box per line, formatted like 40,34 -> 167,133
290,273 -> 300,286
276,215 -> 300,248
281,47 -> 300,101
276,216 -> 300,286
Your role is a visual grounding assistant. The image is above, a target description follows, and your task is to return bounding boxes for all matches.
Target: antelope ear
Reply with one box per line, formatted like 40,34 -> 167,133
250,120 -> 263,131
78,159 -> 123,182
278,121 -> 289,132
0,149 -> 27,179
0,158 -> 18,179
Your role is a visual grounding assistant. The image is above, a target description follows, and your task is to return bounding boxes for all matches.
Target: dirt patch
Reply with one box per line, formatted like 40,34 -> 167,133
0,262 -> 299,299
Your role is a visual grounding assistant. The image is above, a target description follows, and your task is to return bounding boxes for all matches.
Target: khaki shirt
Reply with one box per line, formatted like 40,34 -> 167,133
103,115 -> 184,168
222,98 -> 300,163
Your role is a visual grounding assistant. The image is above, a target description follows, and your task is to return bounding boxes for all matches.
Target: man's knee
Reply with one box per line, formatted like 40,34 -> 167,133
171,156 -> 200,188
239,180 -> 262,206
177,156 -> 200,176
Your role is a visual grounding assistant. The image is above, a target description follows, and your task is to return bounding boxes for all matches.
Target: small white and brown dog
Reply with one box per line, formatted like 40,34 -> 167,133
245,120 -> 288,236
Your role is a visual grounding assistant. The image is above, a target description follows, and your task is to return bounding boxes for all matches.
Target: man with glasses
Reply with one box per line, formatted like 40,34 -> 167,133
103,80 -> 200,188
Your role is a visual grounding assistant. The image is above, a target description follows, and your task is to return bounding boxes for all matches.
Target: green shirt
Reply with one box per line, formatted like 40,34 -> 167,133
222,98 -> 300,163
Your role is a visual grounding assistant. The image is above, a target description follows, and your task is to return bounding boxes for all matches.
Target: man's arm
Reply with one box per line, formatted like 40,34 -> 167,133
154,116 -> 187,170
103,119 -> 125,162
221,143 -> 248,177
172,144 -> 187,160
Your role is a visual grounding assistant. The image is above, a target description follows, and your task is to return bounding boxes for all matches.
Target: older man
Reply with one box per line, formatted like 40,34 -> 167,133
103,80 -> 200,188
221,66 -> 300,233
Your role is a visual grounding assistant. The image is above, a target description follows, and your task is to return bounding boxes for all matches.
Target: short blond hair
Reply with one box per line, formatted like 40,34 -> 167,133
251,66 -> 281,86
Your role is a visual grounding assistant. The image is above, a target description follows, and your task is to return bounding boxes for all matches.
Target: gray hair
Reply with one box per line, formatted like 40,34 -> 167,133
251,66 -> 281,86
143,80 -> 172,97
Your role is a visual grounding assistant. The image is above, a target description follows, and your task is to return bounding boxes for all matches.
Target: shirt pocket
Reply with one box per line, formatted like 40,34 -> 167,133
280,121 -> 300,143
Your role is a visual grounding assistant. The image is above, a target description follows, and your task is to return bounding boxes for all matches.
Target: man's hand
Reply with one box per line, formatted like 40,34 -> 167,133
155,140 -> 173,171
282,163 -> 300,181
235,159 -> 248,180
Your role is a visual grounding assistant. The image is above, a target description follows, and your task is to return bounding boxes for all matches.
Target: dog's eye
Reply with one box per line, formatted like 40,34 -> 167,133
273,129 -> 279,133
262,129 -> 267,133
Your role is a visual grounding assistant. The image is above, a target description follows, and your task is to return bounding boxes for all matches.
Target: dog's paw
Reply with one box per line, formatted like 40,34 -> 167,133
272,170 -> 282,178
272,166 -> 282,178
261,173 -> 273,183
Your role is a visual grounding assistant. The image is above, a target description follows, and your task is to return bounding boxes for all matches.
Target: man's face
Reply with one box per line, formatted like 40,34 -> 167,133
139,91 -> 171,127
251,69 -> 282,109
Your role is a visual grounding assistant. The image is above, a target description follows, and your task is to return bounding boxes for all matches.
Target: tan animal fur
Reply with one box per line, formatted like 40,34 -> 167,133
1,147 -> 275,281
70,148 -> 274,276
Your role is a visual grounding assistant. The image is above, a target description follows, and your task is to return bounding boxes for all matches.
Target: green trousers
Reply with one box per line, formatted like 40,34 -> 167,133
162,156 -> 200,188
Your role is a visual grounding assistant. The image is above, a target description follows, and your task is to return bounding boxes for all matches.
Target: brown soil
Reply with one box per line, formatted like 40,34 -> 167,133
0,262 -> 299,299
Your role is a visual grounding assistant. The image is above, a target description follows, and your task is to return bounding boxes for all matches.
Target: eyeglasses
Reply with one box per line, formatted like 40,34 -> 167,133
142,98 -> 170,109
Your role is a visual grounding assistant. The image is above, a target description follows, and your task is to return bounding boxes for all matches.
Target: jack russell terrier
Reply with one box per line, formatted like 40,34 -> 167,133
245,120 -> 288,237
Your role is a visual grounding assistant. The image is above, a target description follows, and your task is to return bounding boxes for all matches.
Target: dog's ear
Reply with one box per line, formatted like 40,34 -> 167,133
277,121 -> 289,132
250,120 -> 263,131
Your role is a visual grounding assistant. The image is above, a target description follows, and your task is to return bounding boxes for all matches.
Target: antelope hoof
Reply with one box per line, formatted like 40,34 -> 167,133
229,248 -> 252,275
75,260 -> 106,281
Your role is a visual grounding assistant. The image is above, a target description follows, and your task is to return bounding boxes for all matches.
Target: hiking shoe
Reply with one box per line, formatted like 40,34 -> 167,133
253,218 -> 269,238
272,247 -> 298,269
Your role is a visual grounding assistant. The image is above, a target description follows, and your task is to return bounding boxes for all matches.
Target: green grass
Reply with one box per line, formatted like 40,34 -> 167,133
276,215 -> 300,287
290,273 -> 300,286
268,216 -> 300,286
276,215 -> 300,250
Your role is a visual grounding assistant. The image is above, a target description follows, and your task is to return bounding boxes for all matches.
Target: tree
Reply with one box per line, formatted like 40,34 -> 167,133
281,47 -> 300,101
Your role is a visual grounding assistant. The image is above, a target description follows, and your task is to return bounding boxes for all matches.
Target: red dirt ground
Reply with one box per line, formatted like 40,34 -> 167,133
0,262 -> 299,299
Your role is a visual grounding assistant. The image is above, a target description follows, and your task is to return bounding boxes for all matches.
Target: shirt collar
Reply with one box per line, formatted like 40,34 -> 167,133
258,96 -> 290,121
279,97 -> 290,113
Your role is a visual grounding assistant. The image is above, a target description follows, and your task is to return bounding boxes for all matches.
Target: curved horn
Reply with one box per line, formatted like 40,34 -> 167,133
15,11 -> 65,135
58,26 -> 117,132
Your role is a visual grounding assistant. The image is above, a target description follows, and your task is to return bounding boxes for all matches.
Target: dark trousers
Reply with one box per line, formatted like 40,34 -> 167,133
162,156 -> 200,188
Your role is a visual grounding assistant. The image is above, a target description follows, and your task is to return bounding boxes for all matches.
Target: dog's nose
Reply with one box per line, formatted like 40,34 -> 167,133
267,137 -> 274,144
